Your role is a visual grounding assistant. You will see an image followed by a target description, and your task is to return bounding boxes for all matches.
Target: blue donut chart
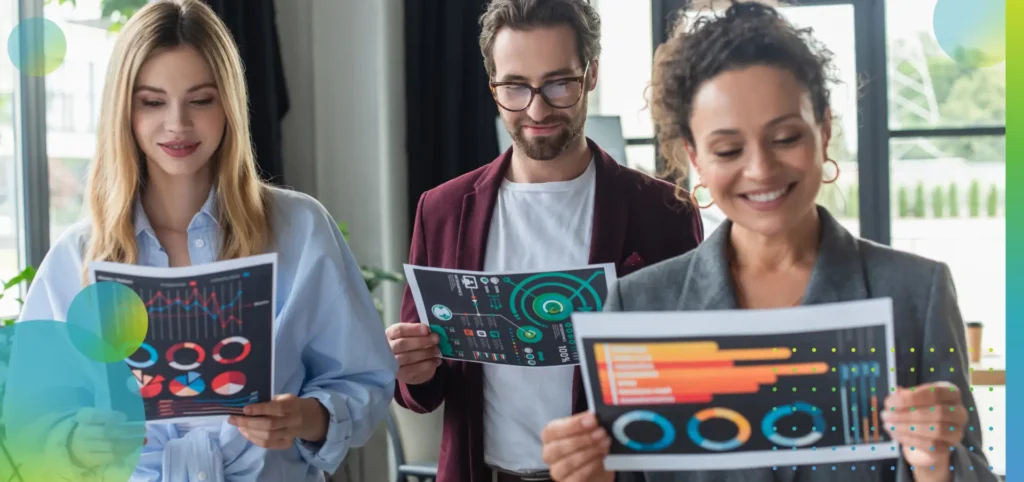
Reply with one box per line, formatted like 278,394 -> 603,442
126,342 -> 157,369
611,410 -> 676,451
761,401 -> 827,447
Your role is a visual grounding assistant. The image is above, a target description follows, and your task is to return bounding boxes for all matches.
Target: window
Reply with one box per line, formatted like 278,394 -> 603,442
45,0 -> 117,244
886,0 -> 1005,355
0,0 -> 21,317
591,0 -> 656,174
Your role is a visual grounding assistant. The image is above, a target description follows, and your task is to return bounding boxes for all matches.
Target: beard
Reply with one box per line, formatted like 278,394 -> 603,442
505,101 -> 587,161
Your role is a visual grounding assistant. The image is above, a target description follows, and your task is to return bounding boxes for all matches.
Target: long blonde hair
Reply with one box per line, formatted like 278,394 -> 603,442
83,0 -> 271,279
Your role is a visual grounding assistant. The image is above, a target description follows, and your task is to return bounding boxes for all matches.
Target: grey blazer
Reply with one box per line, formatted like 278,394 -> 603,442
607,207 -> 996,482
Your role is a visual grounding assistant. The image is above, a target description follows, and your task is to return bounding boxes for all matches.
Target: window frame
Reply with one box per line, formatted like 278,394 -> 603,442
647,0 -> 1005,246
14,0 -> 51,274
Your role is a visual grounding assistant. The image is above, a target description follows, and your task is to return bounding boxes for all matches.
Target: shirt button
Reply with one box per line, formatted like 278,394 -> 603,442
194,239 -> 206,248
197,472 -> 208,481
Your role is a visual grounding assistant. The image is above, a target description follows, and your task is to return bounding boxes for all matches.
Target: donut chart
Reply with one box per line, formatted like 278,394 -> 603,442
761,402 -> 826,447
687,407 -> 752,451
612,410 -> 677,451
516,326 -> 544,344
127,342 -> 158,369
212,336 -> 251,364
166,342 -> 206,371
168,372 -> 205,397
507,272 -> 605,328
212,371 -> 247,396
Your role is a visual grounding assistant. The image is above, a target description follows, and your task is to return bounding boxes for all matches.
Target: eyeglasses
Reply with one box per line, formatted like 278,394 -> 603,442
489,62 -> 590,112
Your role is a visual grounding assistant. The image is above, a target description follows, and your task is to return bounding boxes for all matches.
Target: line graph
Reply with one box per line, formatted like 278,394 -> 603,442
92,254 -> 275,423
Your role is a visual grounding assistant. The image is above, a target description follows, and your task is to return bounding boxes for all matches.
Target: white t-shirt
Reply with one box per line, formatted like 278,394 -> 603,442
482,158 -> 596,472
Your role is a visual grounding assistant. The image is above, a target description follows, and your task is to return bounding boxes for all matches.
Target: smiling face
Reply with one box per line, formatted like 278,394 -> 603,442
491,25 -> 596,161
131,45 -> 225,181
686,64 -> 831,237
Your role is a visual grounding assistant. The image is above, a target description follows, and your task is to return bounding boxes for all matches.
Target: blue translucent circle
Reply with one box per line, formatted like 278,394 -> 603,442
7,17 -> 67,76
1,320 -> 144,480
932,0 -> 1005,68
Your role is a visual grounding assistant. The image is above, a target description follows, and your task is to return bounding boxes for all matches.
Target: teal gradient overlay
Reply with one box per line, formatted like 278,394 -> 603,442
933,0 -> 1006,68
67,282 -> 148,363
6,17 -> 67,76
1007,0 -> 1020,475
1,321 -> 144,481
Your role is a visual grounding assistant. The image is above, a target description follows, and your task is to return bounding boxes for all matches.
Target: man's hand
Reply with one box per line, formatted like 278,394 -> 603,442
386,323 -> 441,385
541,412 -> 614,482
228,394 -> 328,450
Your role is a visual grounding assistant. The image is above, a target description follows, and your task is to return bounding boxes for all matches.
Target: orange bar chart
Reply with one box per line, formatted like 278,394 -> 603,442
594,341 -> 829,406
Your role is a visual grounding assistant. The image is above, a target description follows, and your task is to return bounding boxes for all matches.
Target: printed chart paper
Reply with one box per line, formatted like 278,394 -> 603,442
89,254 -> 277,424
404,263 -> 616,367
573,299 -> 897,471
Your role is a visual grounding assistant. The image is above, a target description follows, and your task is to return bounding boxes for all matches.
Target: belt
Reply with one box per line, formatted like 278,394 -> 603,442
490,467 -> 553,482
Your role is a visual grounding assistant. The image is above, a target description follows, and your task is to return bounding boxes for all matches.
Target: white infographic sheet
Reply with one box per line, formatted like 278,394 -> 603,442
572,299 -> 898,471
89,254 -> 277,424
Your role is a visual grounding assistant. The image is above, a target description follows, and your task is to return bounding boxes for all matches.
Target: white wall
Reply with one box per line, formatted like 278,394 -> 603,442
274,0 -> 442,480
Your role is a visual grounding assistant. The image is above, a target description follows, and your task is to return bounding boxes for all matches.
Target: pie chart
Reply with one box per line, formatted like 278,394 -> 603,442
169,372 -> 205,397
131,369 -> 165,399
212,371 -> 246,396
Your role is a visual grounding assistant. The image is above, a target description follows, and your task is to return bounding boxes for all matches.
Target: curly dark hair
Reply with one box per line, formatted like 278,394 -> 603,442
650,0 -> 838,202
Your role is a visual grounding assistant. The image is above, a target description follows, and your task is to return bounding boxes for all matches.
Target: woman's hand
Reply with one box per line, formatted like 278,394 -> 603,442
882,381 -> 968,472
67,408 -> 145,469
228,394 -> 329,450
541,412 -> 614,482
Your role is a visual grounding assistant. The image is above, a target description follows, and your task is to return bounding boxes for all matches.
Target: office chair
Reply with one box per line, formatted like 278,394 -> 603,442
385,409 -> 438,482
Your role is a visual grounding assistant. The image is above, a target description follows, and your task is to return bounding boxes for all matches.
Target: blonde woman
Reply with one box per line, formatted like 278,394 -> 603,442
15,0 -> 396,480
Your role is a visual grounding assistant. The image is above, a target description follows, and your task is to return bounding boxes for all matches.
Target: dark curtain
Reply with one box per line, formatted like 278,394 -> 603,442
203,0 -> 290,185
405,0 -> 500,232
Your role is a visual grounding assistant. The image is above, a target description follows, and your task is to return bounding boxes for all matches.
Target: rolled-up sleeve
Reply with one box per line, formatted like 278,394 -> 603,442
285,208 -> 398,473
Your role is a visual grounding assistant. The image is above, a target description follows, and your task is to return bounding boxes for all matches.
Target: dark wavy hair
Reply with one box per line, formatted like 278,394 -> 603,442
650,0 -> 838,202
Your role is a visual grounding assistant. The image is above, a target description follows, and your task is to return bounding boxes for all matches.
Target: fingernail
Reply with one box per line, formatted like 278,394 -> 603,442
592,429 -> 606,440
582,414 -> 597,428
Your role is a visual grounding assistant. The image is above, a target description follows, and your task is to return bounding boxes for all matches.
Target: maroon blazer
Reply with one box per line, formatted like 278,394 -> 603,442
394,138 -> 704,482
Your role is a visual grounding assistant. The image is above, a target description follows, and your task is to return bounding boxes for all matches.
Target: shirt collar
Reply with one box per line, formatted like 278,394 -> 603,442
134,187 -> 219,236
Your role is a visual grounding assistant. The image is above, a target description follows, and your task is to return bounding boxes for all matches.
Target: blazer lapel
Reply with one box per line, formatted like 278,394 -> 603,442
680,219 -> 738,311
587,139 -> 629,267
801,207 -> 868,305
456,149 -> 511,271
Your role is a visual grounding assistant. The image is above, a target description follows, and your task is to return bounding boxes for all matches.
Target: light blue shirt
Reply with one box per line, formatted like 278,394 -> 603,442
15,186 -> 398,481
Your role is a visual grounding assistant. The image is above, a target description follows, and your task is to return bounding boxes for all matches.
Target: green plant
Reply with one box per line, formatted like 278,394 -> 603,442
1,267 -> 36,326
986,185 -> 999,217
46,0 -> 148,32
968,180 -> 981,217
897,186 -> 910,218
947,183 -> 960,217
931,186 -> 945,218
338,223 -> 405,317
913,182 -> 926,218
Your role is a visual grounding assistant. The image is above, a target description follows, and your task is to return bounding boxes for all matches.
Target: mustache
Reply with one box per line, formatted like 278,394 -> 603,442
515,114 -> 571,128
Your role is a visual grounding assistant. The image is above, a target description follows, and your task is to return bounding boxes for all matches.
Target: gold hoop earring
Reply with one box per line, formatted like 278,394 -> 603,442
823,158 -> 840,184
691,184 -> 714,209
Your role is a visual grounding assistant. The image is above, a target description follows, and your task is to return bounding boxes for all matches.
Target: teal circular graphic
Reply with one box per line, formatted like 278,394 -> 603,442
533,292 -> 572,322
67,281 -> 149,363
7,17 -> 68,76
431,304 -> 453,321
1,320 -> 145,480
516,326 -> 544,344
932,0 -> 1005,68
507,272 -> 604,328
